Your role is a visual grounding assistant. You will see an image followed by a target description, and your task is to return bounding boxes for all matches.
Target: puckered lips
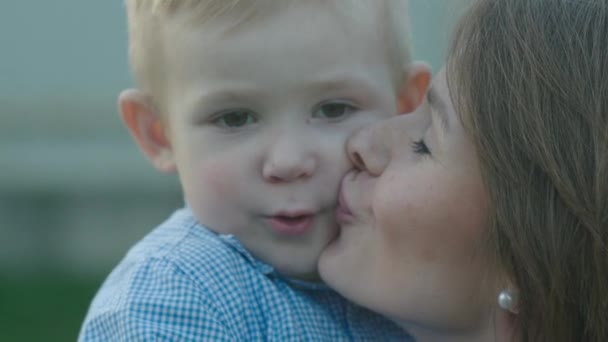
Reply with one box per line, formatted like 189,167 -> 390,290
266,210 -> 315,236
336,186 -> 355,225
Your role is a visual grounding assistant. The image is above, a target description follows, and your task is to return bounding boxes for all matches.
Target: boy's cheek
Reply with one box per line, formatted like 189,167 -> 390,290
194,163 -> 239,197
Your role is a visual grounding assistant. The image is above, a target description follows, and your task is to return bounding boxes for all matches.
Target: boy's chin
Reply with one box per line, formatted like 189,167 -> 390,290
294,271 -> 322,282
270,260 -> 321,282
278,266 -> 321,282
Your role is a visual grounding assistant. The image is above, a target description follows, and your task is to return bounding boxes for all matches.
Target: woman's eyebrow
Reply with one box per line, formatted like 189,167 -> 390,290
427,87 -> 450,132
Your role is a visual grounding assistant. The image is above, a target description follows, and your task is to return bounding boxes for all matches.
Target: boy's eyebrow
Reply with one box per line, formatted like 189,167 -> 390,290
186,75 -> 378,113
187,86 -> 261,110
427,86 -> 450,132
304,74 -> 379,96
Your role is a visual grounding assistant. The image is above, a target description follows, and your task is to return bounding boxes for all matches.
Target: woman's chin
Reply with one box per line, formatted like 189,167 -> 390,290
318,235 -> 346,282
319,227 -> 362,294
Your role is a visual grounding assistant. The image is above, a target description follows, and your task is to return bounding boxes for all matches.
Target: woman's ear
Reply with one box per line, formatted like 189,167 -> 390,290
118,89 -> 177,173
397,61 -> 432,114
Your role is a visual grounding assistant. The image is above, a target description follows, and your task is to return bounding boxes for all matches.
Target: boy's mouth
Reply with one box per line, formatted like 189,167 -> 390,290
266,211 -> 315,236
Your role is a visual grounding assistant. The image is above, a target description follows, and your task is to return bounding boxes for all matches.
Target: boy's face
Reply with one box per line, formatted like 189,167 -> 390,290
150,5 -> 404,279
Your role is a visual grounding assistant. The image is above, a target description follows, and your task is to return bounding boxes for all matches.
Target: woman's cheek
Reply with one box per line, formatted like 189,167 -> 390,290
372,179 -> 413,238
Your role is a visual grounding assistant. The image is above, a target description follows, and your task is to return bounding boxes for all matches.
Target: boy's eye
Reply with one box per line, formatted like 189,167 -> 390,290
213,110 -> 257,128
313,102 -> 357,120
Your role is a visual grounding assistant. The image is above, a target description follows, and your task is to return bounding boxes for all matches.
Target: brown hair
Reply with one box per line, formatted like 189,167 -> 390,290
447,0 -> 608,340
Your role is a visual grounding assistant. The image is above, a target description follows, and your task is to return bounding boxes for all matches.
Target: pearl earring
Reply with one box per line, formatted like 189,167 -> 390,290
498,290 -> 518,313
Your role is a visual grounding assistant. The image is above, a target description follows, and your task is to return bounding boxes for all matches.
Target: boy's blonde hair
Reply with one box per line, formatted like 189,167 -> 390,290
124,0 -> 412,105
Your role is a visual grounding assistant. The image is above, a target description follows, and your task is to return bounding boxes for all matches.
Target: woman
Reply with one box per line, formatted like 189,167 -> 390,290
319,0 -> 608,341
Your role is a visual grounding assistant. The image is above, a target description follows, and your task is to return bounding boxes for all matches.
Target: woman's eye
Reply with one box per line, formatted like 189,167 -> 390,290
213,110 -> 257,128
314,102 -> 357,120
411,139 -> 431,155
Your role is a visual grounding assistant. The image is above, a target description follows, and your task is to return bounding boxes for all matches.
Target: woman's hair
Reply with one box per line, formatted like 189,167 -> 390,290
447,0 -> 607,340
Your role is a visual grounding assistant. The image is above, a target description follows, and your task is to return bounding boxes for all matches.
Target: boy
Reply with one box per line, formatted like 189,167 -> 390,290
80,0 -> 430,340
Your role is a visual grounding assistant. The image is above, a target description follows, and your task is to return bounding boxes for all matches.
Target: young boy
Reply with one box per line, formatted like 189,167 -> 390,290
80,0 -> 430,340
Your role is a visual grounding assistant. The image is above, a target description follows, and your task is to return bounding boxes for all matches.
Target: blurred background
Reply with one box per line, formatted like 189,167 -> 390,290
0,1 -> 467,340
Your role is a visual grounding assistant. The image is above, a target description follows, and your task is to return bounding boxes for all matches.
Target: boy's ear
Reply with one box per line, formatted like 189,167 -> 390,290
118,89 -> 177,173
397,61 -> 432,114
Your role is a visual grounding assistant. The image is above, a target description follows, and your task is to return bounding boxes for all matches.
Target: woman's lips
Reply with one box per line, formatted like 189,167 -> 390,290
267,211 -> 315,235
336,186 -> 355,225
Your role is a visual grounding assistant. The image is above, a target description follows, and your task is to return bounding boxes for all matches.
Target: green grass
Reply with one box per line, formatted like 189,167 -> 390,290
0,274 -> 103,342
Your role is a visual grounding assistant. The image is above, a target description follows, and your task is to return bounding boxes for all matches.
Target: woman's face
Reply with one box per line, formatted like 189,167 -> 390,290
319,69 -> 497,335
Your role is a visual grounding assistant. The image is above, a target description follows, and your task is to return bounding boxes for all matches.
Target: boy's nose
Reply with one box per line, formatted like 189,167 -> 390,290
346,123 -> 389,176
262,139 -> 317,183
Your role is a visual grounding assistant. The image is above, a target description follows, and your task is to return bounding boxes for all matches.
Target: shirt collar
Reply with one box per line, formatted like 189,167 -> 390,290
218,233 -> 276,275
218,234 -> 332,291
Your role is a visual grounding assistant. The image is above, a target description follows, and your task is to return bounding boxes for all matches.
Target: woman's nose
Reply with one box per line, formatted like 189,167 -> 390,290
346,123 -> 389,176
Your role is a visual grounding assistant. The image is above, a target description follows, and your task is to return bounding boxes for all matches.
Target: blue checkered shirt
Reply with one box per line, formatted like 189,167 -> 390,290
79,208 -> 411,341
